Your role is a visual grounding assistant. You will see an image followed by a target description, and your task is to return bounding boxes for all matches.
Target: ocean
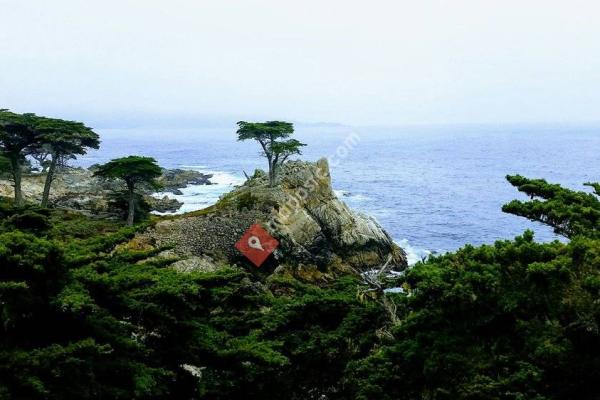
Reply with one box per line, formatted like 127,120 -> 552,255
77,124 -> 600,264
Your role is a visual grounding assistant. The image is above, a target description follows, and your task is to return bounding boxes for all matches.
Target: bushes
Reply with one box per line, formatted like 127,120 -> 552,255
345,234 -> 600,397
345,177 -> 600,399
1,176 -> 600,399
0,206 -> 389,399
2,208 -> 51,232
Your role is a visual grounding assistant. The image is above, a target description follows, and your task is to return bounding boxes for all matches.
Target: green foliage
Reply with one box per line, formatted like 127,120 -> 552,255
0,205 -> 387,399
346,231 -> 600,399
0,154 -> 10,176
237,121 -> 306,186
270,138 -> 306,161
1,208 -> 51,232
235,191 -> 258,211
503,175 -> 600,238
33,115 -> 100,207
0,110 -> 40,154
94,156 -> 162,188
94,156 -> 162,225
35,116 -> 99,159
0,111 -> 42,204
0,110 -> 99,206
1,173 -> 599,399
107,190 -> 152,222
0,110 -> 99,166
237,121 -> 294,142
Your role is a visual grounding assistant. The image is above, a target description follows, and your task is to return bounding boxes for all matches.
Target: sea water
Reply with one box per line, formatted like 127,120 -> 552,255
77,123 -> 600,264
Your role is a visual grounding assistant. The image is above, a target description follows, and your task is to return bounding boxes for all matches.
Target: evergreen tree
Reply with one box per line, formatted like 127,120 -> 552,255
33,116 -> 100,207
94,156 -> 162,225
236,121 -> 306,186
0,153 -> 10,178
0,111 -> 41,206
503,174 -> 600,238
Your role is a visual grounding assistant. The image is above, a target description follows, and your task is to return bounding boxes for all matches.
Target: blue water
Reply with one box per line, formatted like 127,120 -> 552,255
77,124 -> 600,262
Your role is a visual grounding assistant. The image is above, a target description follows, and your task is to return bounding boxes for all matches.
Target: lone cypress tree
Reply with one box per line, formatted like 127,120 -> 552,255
236,121 -> 306,186
94,156 -> 162,225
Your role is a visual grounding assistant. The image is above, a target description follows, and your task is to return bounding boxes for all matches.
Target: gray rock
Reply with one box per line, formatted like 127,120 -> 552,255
146,195 -> 184,213
158,169 -> 213,194
136,158 -> 407,281
0,167 -> 207,215
171,255 -> 221,273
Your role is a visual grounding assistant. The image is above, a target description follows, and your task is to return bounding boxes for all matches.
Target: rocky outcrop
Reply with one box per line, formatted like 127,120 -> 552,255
157,169 -> 213,195
0,168 -> 113,214
0,167 -> 210,215
146,195 -> 184,213
137,158 -> 407,281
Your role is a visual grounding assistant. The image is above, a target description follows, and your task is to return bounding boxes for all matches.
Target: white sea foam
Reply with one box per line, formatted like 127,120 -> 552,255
333,189 -> 371,202
152,168 -> 245,215
153,170 -> 430,268
395,238 -> 431,266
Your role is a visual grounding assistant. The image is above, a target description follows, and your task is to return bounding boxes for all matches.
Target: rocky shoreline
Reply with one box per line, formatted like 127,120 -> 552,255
127,158 -> 407,282
0,167 -> 213,215
1,159 -> 407,282
156,168 -> 213,195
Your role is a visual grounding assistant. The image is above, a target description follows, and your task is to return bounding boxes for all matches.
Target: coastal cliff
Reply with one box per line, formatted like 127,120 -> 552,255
133,158 -> 407,281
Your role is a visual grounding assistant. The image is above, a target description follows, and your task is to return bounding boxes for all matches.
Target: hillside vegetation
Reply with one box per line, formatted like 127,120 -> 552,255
1,176 -> 599,399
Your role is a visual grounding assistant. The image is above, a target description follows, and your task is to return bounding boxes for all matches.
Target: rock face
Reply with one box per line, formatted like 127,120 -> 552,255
146,195 -> 184,214
157,169 -> 213,195
0,168 -> 210,215
138,158 -> 407,281
0,169 -> 114,214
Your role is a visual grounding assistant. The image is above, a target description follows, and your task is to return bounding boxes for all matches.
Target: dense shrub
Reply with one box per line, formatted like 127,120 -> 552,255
1,177 -> 599,399
2,208 -> 51,232
0,207 -> 387,399
345,232 -> 600,399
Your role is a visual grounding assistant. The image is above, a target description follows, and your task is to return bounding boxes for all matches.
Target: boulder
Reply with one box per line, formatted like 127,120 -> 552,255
157,169 -> 213,194
146,195 -> 184,213
139,158 -> 407,281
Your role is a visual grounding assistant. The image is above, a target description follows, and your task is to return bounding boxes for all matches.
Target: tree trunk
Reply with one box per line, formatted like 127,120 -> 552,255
9,154 -> 23,207
270,162 -> 278,186
267,155 -> 274,187
126,184 -> 136,226
41,153 -> 58,208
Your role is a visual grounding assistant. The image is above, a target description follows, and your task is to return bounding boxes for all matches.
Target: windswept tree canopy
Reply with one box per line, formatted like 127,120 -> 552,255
236,121 -> 306,186
270,138 -> 306,163
94,156 -> 162,225
1,110 -> 99,164
32,116 -> 100,207
35,117 -> 100,161
1,110 -> 100,207
236,121 -> 294,143
0,111 -> 40,155
503,175 -> 600,238
94,156 -> 162,188
0,111 -> 43,205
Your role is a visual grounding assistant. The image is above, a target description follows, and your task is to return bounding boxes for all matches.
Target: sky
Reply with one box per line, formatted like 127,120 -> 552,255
1,0 -> 599,127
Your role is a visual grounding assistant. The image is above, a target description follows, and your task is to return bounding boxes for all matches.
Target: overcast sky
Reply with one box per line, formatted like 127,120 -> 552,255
1,0 -> 599,127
